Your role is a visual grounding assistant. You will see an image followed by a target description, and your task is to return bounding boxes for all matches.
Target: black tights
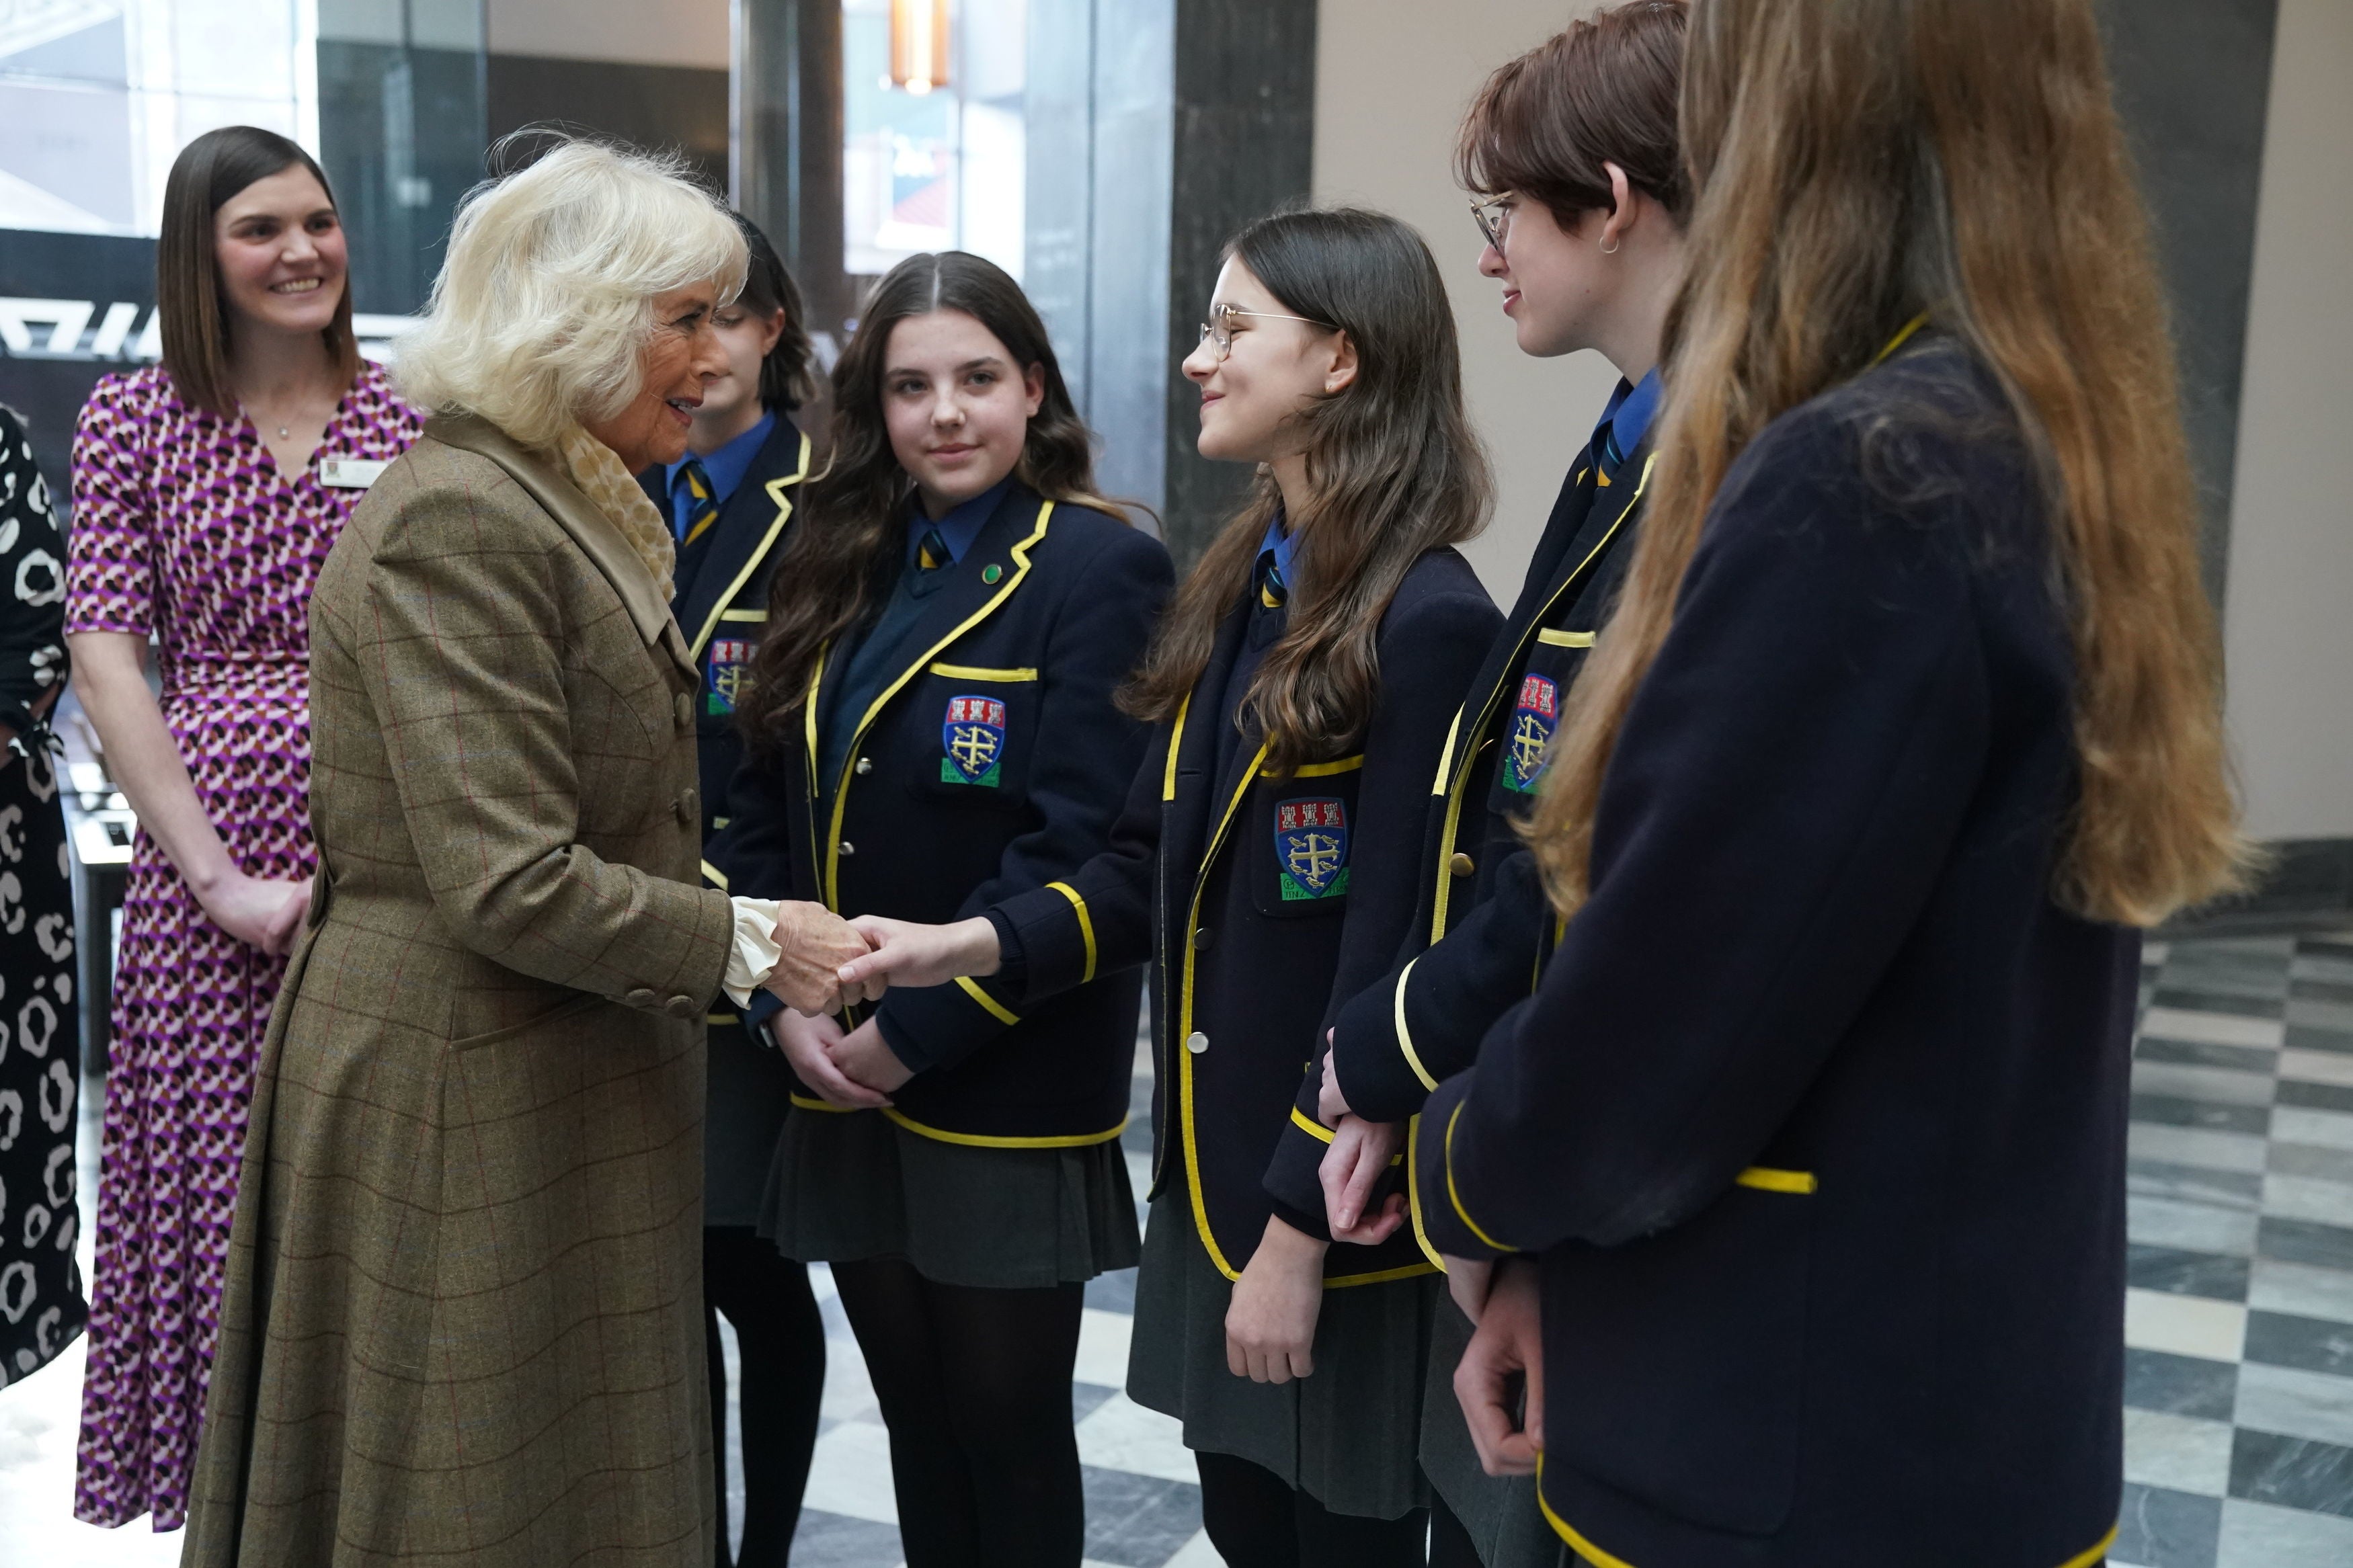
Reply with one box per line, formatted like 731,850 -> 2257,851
1195,1450 -> 1428,1567
704,1227 -> 828,1567
830,1257 -> 1087,1568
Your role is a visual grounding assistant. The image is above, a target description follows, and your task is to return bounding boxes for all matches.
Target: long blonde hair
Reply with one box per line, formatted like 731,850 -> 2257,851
1530,0 -> 2248,927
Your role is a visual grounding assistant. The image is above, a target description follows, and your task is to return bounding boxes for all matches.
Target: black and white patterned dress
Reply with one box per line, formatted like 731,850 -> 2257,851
0,404 -> 82,1386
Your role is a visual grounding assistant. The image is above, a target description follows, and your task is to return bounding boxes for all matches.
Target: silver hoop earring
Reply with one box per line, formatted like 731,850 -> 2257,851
1599,236 -> 1621,255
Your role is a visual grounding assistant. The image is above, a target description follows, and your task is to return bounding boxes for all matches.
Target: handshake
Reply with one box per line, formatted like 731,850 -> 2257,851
753,907 -> 1010,1108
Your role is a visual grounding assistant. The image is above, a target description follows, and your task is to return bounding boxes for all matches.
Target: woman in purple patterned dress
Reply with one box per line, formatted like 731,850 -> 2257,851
62,126 -> 421,1532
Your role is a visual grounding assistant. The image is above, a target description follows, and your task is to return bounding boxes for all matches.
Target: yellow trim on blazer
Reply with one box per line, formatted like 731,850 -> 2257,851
1536,628 -> 1595,649
1429,708 -> 1464,797
1428,454 -> 1653,944
718,608 -> 768,622
1734,1166 -> 1819,1195
1162,694 -> 1190,801
928,661 -> 1039,682
1394,957 -> 1440,1092
955,975 -> 1020,1026
1443,1100 -> 1517,1255
2055,1524 -> 2121,1568
786,1096 -> 1129,1149
700,858 -> 729,891
1173,735 -> 1433,1288
1046,881 -> 1097,984
687,431 -> 810,660
707,1012 -> 737,1026
1277,753 -> 1365,778
1290,1106 -> 1335,1143
1408,1111 -> 1443,1270
823,502 -> 1055,911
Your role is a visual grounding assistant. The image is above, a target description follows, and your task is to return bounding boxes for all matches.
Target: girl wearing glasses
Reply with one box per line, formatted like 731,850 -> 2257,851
713,250 -> 1172,1566
1302,5 -> 1691,1563
844,208 -> 1502,1564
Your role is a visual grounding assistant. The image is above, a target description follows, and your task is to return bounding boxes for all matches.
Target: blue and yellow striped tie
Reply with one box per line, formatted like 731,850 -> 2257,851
678,458 -> 720,545
1258,550 -> 1287,609
917,527 -> 951,572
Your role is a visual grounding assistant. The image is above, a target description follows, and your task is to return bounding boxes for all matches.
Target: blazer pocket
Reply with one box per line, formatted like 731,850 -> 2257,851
448,991 -> 604,1053
1248,756 -> 1363,919
1546,1176 -> 1815,1535
905,665 -> 1040,808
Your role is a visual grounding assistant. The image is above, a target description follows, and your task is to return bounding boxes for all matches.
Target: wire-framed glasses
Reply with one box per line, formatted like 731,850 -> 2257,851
1197,303 -> 1340,362
1470,192 -> 1515,255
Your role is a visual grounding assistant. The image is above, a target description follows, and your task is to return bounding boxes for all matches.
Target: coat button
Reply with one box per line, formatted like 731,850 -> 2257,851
1192,927 -> 1213,950
1449,852 -> 1475,877
674,691 -> 693,730
1185,1031 -> 1208,1055
839,840 -> 856,857
854,756 -> 873,776
666,995 -> 699,1019
674,791 -> 695,825
625,987 -> 657,1007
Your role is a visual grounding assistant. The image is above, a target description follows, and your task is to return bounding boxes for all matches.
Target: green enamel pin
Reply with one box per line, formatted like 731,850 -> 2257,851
981,563 -> 1003,584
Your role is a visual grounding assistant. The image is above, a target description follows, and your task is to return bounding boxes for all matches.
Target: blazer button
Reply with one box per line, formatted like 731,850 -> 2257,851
674,691 -> 693,730
1185,1031 -> 1208,1055
674,791 -> 695,825
1449,852 -> 1475,877
855,756 -> 873,776
1192,927 -> 1213,950
839,840 -> 856,857
625,987 -> 657,1007
666,995 -> 699,1020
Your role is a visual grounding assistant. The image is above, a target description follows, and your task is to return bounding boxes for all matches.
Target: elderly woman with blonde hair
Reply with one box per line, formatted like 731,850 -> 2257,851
180,141 -> 875,1567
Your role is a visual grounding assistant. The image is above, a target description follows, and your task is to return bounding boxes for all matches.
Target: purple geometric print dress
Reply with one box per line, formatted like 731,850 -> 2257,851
63,360 -> 422,1530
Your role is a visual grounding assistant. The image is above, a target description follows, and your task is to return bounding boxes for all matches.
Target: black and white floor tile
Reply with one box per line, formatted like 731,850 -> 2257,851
5,930 -> 2352,1566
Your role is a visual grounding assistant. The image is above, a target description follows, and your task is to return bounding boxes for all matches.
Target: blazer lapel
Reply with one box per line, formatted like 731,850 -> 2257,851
427,412 -> 694,677
676,420 -> 810,660
1165,601 -> 1258,906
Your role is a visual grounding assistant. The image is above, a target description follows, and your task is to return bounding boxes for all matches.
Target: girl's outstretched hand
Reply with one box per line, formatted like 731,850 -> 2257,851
838,913 -> 1003,995
1319,1116 -> 1407,1245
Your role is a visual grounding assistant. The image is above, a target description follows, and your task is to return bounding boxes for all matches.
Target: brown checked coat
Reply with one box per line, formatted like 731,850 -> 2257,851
182,412 -> 737,1567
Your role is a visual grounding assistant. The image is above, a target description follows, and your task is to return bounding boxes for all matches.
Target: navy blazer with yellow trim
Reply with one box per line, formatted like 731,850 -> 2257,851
987,548 -> 1499,1283
1317,437 -> 1652,1148
1415,342 -> 2132,1567
713,484 -> 1172,1145
637,415 -> 813,845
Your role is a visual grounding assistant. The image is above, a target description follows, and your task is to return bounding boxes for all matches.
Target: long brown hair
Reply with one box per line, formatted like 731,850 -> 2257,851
1124,208 -> 1491,774
157,126 -> 360,417
1529,0 -> 2248,928
731,211 -> 817,412
1456,0 -> 1691,228
740,251 -> 1119,755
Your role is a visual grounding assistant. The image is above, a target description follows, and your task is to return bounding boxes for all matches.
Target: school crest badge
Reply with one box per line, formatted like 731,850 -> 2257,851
1503,673 -> 1558,793
941,695 -> 1007,786
706,638 -> 756,716
1275,797 -> 1351,901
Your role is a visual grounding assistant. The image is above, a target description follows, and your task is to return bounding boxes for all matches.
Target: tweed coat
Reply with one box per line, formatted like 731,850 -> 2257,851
182,412 -> 739,1567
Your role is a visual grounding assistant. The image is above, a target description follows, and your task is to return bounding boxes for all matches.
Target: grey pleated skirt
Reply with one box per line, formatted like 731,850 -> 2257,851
1422,1294 -> 1569,1566
758,1102 -> 1140,1290
1125,1190 -> 1437,1520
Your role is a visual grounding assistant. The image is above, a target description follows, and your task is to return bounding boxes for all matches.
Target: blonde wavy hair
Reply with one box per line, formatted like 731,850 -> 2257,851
397,138 -> 748,449
1529,0 -> 2250,929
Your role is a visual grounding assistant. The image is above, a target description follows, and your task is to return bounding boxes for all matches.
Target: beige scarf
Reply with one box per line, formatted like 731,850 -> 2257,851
557,424 -> 677,602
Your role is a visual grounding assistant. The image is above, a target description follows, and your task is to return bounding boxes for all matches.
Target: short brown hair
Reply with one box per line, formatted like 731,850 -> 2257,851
157,126 -> 359,417
1457,0 -> 1690,229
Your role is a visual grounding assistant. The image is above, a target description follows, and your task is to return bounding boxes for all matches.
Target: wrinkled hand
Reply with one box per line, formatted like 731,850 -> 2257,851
1317,1029 -> 1351,1124
1445,1255 -> 1496,1324
1225,1216 -> 1326,1384
768,1007 -> 891,1109
1454,1258 -> 1543,1477
765,901 -> 873,1015
1319,1116 -> 1406,1245
836,914 -> 1002,993
828,1016 -> 914,1097
198,872 -> 311,957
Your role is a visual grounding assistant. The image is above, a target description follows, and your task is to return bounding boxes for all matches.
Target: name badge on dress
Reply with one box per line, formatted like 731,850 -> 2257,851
317,458 -> 390,489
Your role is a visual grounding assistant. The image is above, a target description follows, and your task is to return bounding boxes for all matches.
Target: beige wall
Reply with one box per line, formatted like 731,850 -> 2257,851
2223,0 -> 2353,842
486,0 -> 730,68
1313,0 -> 1618,599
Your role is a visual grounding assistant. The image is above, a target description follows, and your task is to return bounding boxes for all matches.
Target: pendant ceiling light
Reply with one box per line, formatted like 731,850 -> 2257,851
890,0 -> 951,95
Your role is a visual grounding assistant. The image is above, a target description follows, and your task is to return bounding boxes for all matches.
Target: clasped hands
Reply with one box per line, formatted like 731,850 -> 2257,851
758,909 -> 1008,1108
